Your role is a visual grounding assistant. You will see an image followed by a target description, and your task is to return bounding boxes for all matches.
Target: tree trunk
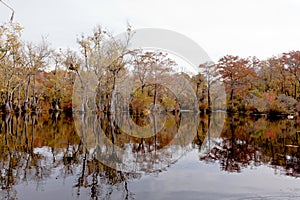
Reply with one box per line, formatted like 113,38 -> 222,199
112,74 -> 117,114
96,79 -> 102,112
23,76 -> 31,112
207,84 -> 211,112
31,71 -> 37,111
230,84 -> 234,112
141,83 -> 145,94
5,101 -> 11,113
196,83 -> 200,111
17,86 -> 21,112
153,83 -> 157,108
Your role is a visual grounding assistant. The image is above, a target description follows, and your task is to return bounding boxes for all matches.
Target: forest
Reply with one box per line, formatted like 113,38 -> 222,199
0,21 -> 300,116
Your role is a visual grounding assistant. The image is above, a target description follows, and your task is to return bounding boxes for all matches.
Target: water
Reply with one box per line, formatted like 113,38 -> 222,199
1,112 -> 300,199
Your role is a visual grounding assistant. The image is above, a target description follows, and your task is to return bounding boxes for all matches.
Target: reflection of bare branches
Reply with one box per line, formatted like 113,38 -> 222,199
74,158 -> 139,199
1,111 -> 300,199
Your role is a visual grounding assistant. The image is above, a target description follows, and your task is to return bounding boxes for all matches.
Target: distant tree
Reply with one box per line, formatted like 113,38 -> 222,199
75,25 -> 133,113
131,51 -> 175,106
131,50 -> 154,93
199,62 -> 219,112
281,51 -> 300,99
0,22 -> 25,112
24,40 -> 52,111
217,55 -> 256,111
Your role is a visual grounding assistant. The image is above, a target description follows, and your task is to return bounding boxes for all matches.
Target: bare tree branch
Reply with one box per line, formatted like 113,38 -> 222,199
0,0 -> 15,22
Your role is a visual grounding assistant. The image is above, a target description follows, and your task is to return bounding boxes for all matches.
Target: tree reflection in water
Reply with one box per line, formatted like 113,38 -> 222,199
198,114 -> 300,177
0,112 -> 300,199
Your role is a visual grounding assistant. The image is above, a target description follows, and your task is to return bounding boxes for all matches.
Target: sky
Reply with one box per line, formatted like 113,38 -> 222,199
0,0 -> 300,62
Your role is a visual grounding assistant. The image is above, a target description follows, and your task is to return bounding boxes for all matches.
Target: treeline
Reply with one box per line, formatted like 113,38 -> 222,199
196,53 -> 300,115
0,21 -> 300,115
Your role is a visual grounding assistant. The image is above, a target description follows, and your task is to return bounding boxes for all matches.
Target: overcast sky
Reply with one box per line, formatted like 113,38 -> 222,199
0,0 -> 300,61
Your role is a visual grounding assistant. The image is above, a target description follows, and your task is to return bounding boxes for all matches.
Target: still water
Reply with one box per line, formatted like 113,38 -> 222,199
1,112 -> 300,200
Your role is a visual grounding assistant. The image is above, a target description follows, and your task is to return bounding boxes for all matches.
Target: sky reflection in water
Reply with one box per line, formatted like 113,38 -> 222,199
1,112 -> 300,200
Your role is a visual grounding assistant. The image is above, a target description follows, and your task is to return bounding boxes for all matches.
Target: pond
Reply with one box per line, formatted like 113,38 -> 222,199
0,112 -> 300,200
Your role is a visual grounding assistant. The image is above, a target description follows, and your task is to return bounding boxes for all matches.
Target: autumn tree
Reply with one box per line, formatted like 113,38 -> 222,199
131,51 -> 175,96
23,40 -> 52,111
0,22 -> 57,113
191,73 -> 206,112
217,55 -> 256,111
74,25 -> 133,113
88,26 -> 109,111
281,51 -> 300,99
146,52 -> 176,108
62,49 -> 85,111
131,50 -> 154,93
0,22 -> 25,112
129,51 -> 179,115
198,62 -> 220,112
38,49 -> 75,112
